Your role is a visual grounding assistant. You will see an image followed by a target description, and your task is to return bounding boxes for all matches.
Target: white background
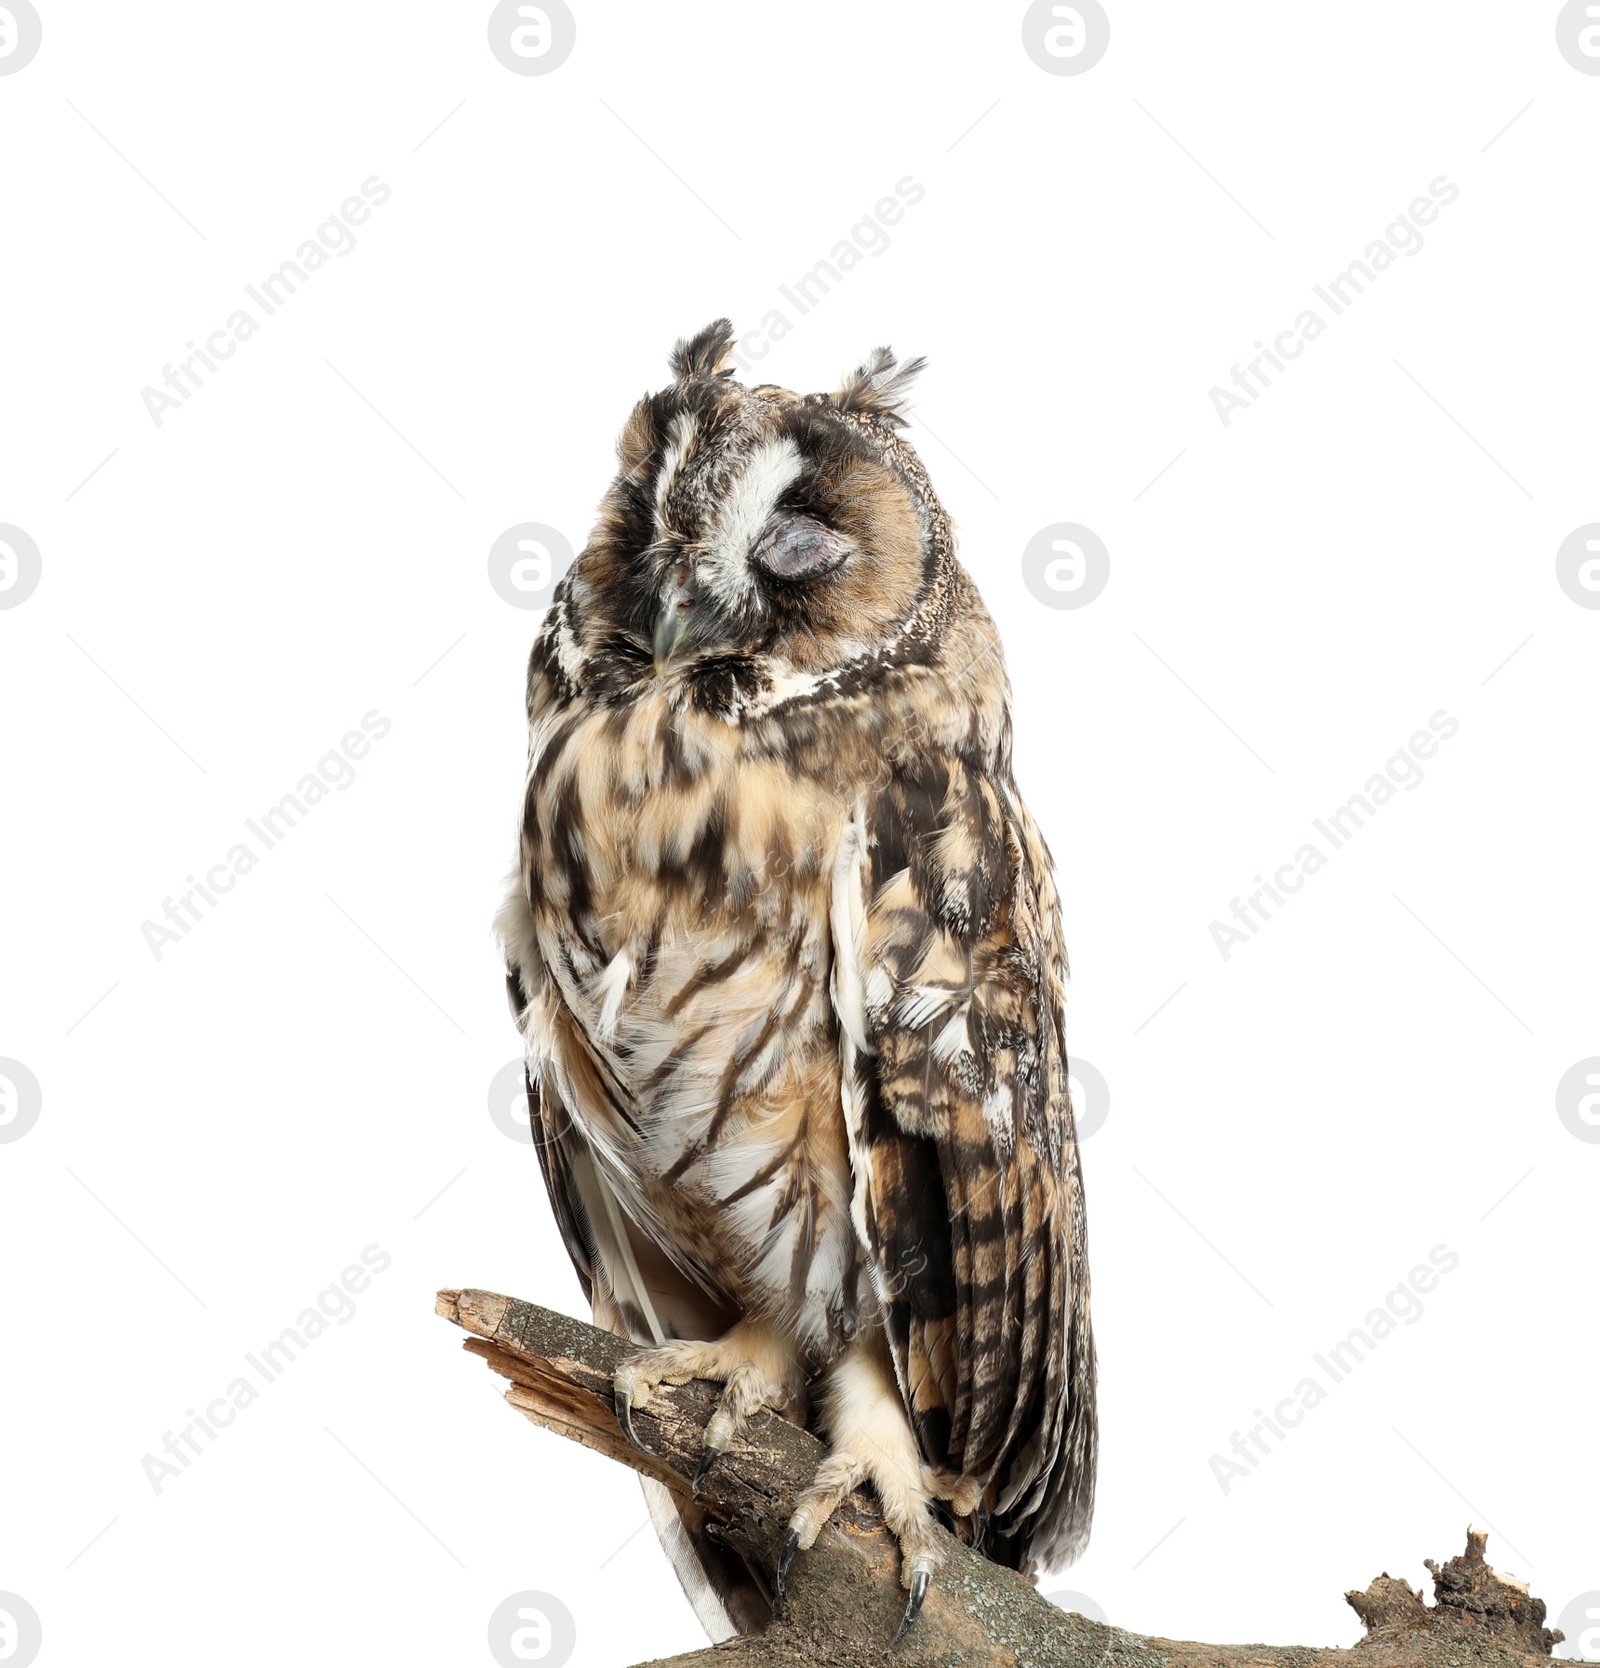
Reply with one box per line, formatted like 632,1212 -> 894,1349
2,3 -> 1596,1665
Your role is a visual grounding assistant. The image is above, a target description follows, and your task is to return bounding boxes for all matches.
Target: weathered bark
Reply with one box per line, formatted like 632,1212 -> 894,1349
437,1288 -> 1563,1668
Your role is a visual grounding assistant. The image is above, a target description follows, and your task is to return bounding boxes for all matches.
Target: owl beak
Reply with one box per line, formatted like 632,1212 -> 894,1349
652,565 -> 701,673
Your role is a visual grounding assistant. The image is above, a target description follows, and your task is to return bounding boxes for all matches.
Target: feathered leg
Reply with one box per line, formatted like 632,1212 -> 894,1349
777,1329 -> 956,1648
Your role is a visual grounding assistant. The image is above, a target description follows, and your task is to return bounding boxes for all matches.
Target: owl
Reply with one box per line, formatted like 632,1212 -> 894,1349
497,321 -> 1095,1646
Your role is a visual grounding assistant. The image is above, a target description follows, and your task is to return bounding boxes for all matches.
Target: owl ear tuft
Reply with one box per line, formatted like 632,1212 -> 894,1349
615,397 -> 659,476
830,347 -> 927,428
669,319 -> 738,382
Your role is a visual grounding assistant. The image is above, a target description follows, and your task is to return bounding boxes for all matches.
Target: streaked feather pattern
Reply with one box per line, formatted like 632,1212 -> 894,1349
500,323 -> 1096,1618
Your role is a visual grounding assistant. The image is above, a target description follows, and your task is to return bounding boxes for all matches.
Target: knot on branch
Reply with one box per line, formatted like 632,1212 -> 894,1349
1345,1575 -> 1431,1636
1346,1531 -> 1562,1657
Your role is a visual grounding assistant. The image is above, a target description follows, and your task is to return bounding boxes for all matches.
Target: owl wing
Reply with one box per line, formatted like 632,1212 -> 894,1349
831,751 -> 1096,1572
522,1065 -> 595,1304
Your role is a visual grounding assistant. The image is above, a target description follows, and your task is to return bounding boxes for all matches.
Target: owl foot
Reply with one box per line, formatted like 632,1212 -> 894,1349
775,1335 -> 951,1650
611,1321 -> 802,1489
777,1443 -> 943,1644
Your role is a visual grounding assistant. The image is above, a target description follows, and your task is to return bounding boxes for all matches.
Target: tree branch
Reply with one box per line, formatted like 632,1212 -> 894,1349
437,1289 -> 1562,1668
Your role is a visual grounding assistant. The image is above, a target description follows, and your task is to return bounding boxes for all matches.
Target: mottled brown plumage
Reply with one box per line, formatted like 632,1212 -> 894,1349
497,321 -> 1095,1641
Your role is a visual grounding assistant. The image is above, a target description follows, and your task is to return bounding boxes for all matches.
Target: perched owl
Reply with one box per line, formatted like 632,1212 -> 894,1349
497,321 -> 1095,1645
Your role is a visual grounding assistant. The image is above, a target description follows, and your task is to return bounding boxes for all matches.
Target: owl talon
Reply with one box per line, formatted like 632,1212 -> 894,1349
691,1440 -> 725,1496
773,1529 -> 800,1612
888,1568 -> 931,1652
614,1385 -> 654,1454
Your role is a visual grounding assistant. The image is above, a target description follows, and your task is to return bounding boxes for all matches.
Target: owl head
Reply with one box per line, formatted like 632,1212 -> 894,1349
560,320 -> 962,712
